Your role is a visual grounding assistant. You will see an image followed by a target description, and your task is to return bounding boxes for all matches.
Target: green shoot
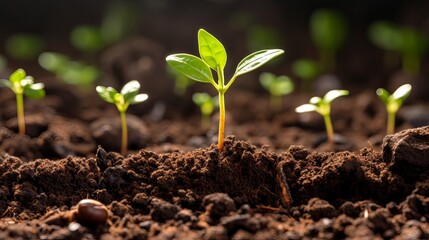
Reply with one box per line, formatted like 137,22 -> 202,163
38,52 -> 99,88
0,69 -> 45,136
166,29 -> 284,152
368,21 -> 428,74
295,89 -> 349,146
192,93 -> 218,128
376,84 -> 412,135
167,65 -> 194,96
310,9 -> 347,72
259,72 -> 294,111
291,58 -> 321,92
6,34 -> 44,60
96,80 -> 148,155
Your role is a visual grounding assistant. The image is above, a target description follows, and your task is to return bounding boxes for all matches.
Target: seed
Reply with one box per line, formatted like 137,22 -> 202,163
76,199 -> 109,226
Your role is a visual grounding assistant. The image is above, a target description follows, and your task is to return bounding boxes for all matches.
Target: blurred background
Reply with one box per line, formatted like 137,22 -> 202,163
0,0 -> 428,98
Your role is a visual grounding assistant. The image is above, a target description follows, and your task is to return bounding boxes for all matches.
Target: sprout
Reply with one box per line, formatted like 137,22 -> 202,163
376,84 -> 412,135
0,69 -> 45,136
296,89 -> 349,146
96,80 -> 148,155
310,9 -> 347,72
192,92 -> 218,128
38,52 -> 99,88
166,29 -> 284,152
291,58 -> 321,91
259,72 -> 294,111
167,65 -> 194,96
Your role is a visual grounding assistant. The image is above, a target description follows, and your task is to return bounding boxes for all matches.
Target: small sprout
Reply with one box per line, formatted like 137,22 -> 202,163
96,80 -> 148,155
75,199 -> 109,226
192,92 -> 218,128
291,58 -> 321,92
167,65 -> 194,96
38,52 -> 99,88
166,29 -> 284,152
295,89 -> 349,146
6,33 -> 44,60
0,69 -> 45,136
310,9 -> 347,72
259,72 -> 294,111
376,84 -> 412,135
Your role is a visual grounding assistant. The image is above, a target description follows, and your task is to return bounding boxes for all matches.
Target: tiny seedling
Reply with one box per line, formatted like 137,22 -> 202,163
310,9 -> 347,72
376,84 -> 412,135
291,58 -> 321,92
192,92 -> 218,128
96,80 -> 148,155
166,29 -> 284,152
167,65 -> 194,96
259,72 -> 294,111
295,89 -> 349,146
0,69 -> 45,136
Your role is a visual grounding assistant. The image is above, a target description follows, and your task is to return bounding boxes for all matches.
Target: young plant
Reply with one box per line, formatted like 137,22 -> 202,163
259,72 -> 294,111
376,84 -> 412,135
0,68 -> 45,136
295,89 -> 349,146
291,58 -> 321,92
310,9 -> 347,72
96,80 -> 148,155
192,92 -> 218,128
166,29 -> 284,152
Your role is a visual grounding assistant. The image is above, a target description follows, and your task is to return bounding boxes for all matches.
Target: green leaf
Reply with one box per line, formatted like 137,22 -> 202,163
0,79 -> 12,88
198,29 -> 227,70
166,54 -> 214,84
129,93 -> 148,104
310,9 -> 347,52
96,86 -> 117,103
10,69 -> 26,84
323,89 -> 349,103
291,59 -> 320,80
376,88 -> 390,104
24,87 -> 45,99
259,72 -> 275,90
296,104 -> 317,113
20,76 -> 35,87
121,80 -> 140,101
192,92 -> 211,106
234,49 -> 284,77
391,84 -> 412,102
38,52 -> 69,71
309,96 -> 323,105
274,76 -> 294,96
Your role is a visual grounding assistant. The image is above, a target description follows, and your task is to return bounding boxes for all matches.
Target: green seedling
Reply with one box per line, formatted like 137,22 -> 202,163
295,89 -> 349,146
96,80 -> 148,155
291,58 -> 321,92
310,9 -> 347,72
259,72 -> 294,111
369,21 -> 428,74
0,69 -> 45,136
167,65 -> 195,96
38,52 -> 99,88
166,29 -> 284,152
376,84 -> 412,135
192,92 -> 218,128
6,33 -> 44,60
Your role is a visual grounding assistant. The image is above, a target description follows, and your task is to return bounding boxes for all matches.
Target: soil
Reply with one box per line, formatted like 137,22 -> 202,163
1,11 -> 429,238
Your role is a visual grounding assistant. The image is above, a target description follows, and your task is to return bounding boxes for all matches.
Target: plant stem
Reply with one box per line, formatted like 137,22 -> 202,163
271,95 -> 281,112
16,93 -> 25,136
218,92 -> 225,152
119,110 -> 128,155
387,111 -> 395,135
323,114 -> 335,146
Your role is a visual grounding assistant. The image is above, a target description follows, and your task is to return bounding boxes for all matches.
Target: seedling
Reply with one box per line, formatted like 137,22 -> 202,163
295,89 -> 349,146
0,69 -> 45,136
96,80 -> 148,155
369,21 -> 428,74
259,72 -> 294,111
376,84 -> 412,135
310,9 -> 347,72
291,58 -> 321,92
166,29 -> 284,152
167,65 -> 194,96
192,92 -> 218,128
